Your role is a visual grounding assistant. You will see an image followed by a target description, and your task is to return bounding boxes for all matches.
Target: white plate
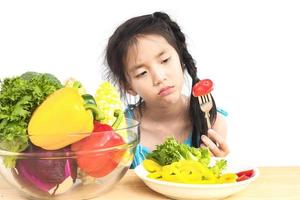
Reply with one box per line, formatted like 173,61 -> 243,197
134,158 -> 259,200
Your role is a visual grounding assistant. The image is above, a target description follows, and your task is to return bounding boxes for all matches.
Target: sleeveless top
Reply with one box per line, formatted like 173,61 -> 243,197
125,106 -> 228,169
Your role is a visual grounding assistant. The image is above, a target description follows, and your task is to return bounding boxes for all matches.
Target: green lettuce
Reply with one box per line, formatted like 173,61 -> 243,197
0,72 -> 62,168
146,137 -> 211,166
146,137 -> 227,177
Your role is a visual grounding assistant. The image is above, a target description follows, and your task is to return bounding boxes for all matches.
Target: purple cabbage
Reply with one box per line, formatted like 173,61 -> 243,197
15,144 -> 77,194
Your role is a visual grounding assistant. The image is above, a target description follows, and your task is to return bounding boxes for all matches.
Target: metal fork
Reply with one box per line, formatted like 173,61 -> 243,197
198,93 -> 213,129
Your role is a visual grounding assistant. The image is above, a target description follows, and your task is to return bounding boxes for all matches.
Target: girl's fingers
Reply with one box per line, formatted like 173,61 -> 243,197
207,129 -> 230,155
201,135 -> 223,156
201,130 -> 230,157
207,129 -> 218,144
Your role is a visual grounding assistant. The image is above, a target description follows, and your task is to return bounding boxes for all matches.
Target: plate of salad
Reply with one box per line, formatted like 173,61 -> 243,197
134,138 -> 259,200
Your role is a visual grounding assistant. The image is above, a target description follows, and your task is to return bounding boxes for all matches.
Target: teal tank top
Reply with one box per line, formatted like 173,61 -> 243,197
125,106 -> 228,169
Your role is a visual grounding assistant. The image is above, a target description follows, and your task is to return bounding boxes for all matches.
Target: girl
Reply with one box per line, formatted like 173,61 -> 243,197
104,12 -> 229,168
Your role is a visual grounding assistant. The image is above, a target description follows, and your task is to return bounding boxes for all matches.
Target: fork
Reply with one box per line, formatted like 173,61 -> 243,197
198,93 -> 213,129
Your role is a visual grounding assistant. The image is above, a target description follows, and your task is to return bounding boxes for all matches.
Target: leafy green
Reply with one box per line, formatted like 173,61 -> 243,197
146,137 -> 228,177
209,159 -> 227,177
20,71 -> 62,88
0,72 -> 62,168
146,137 -> 211,166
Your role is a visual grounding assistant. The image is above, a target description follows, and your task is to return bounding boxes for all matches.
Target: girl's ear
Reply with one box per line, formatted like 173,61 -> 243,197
127,89 -> 138,96
125,83 -> 138,96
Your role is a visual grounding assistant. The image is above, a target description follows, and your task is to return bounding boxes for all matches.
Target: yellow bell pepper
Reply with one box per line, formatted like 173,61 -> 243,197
28,87 -> 96,150
218,173 -> 238,183
143,159 -> 162,173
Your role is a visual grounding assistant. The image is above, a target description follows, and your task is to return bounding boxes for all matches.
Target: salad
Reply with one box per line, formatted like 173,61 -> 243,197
143,138 -> 255,184
0,72 -> 127,195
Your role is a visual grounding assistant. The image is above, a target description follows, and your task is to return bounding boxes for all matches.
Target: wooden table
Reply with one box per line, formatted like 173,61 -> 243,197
0,167 -> 299,199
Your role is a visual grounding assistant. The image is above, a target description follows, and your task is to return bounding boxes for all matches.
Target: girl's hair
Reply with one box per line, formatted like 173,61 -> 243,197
105,12 -> 217,147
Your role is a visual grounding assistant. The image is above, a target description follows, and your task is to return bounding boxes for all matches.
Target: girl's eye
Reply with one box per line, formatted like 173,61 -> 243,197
161,57 -> 170,64
135,71 -> 147,78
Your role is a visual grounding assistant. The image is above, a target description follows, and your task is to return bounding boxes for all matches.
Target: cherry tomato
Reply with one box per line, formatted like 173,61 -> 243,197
192,79 -> 214,97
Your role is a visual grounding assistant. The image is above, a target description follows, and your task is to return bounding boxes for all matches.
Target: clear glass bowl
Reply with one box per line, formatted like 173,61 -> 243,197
0,118 -> 139,200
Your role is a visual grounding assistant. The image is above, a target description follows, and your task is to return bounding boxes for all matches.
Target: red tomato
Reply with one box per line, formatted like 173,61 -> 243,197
192,79 -> 214,97
71,121 -> 125,178
236,169 -> 254,178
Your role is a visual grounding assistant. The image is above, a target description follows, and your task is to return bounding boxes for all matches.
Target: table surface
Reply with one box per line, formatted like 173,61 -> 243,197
1,167 -> 300,200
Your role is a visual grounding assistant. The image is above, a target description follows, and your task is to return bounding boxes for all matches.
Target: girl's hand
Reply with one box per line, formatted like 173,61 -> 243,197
200,129 -> 229,157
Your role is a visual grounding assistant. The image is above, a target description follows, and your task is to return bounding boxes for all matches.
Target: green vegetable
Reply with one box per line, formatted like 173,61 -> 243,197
146,137 -> 227,177
20,71 -> 62,88
210,159 -> 227,177
0,72 -> 62,167
146,137 -> 211,166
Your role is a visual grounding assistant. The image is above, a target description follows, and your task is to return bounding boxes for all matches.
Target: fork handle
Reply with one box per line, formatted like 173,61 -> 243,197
205,112 -> 211,129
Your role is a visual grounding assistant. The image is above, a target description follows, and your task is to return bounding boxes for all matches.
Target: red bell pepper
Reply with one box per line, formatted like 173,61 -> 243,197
236,169 -> 255,182
236,169 -> 254,178
71,110 -> 125,178
192,79 -> 214,97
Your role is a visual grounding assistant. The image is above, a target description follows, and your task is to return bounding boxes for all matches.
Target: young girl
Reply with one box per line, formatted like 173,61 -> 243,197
104,12 -> 229,168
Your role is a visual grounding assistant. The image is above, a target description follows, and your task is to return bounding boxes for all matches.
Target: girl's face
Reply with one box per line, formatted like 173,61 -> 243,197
125,34 -> 184,106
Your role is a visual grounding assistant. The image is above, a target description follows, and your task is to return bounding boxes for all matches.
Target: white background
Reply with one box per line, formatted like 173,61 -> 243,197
1,0 -> 299,166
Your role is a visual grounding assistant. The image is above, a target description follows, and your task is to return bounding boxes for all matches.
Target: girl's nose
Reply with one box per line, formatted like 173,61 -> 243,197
152,68 -> 167,86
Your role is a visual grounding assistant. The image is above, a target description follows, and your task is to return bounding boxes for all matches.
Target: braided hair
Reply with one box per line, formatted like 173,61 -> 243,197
105,11 -> 217,147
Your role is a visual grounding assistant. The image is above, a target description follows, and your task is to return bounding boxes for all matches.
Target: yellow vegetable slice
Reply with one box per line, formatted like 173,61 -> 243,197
162,164 -> 181,183
218,173 -> 238,183
143,159 -> 162,173
147,171 -> 162,179
145,160 -> 219,184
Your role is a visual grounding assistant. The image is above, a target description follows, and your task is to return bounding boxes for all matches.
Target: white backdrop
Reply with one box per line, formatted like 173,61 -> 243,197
1,0 -> 299,166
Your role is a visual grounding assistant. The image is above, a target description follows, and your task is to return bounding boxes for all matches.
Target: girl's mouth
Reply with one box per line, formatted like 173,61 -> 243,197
158,86 -> 174,96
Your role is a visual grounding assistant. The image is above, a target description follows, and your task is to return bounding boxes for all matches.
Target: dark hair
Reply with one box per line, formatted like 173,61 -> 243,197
105,12 -> 217,147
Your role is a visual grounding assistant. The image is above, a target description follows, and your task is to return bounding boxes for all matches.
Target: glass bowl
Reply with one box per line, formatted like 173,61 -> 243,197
0,118 -> 139,200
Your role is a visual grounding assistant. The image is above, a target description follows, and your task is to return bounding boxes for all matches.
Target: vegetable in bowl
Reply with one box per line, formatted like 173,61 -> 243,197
0,73 -> 140,199
15,143 -> 77,195
0,72 -> 62,167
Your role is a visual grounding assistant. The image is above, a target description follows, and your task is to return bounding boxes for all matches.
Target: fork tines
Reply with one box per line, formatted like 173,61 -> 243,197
198,93 -> 213,129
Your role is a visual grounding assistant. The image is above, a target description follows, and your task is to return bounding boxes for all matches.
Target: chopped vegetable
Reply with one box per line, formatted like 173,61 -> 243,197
236,169 -> 255,182
144,138 -> 233,184
146,137 -> 211,167
218,173 -> 238,183
0,72 -> 62,167
144,160 -> 219,184
143,159 -> 162,173
28,87 -> 101,150
210,159 -> 227,177
236,169 -> 254,178
144,159 -> 236,184
192,79 -> 214,97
